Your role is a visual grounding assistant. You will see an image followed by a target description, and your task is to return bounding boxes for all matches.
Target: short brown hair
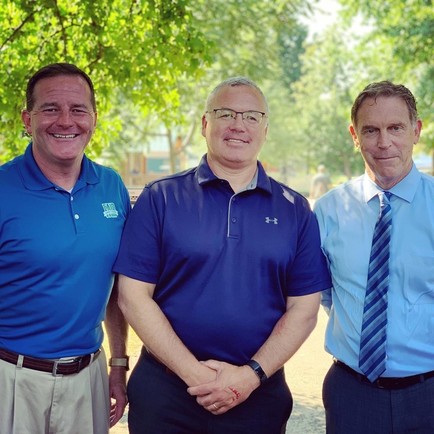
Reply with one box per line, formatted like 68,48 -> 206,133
26,63 -> 96,111
351,81 -> 418,127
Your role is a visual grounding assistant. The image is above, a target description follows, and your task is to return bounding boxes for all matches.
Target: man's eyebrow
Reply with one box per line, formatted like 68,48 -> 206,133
36,102 -> 91,109
361,124 -> 377,130
37,102 -> 59,108
70,103 -> 92,109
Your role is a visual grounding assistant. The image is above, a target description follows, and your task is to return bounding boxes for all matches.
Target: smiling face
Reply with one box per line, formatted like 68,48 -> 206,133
350,96 -> 422,190
21,74 -> 97,170
201,84 -> 268,171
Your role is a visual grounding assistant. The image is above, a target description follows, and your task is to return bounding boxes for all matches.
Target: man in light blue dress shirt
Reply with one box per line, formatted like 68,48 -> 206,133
314,81 -> 434,433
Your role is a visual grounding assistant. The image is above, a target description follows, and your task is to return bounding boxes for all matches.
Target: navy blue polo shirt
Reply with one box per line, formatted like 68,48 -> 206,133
114,155 -> 331,364
0,144 -> 130,358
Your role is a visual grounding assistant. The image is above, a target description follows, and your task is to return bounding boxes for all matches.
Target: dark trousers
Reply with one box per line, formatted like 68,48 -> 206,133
127,348 -> 293,434
323,362 -> 434,434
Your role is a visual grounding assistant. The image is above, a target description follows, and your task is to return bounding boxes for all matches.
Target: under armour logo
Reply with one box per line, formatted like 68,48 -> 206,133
265,217 -> 278,224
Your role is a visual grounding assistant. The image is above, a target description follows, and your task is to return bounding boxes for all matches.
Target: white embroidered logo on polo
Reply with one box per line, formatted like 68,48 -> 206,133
102,203 -> 119,218
265,217 -> 278,224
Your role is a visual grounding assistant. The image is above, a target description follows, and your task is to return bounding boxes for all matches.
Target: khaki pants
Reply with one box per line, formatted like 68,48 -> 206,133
0,349 -> 109,434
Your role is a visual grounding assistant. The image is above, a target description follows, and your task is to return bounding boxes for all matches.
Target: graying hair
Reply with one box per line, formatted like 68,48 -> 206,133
205,76 -> 269,113
351,81 -> 418,127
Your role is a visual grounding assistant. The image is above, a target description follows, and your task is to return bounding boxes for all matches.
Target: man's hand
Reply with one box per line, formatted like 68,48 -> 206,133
187,360 -> 260,415
109,368 -> 128,427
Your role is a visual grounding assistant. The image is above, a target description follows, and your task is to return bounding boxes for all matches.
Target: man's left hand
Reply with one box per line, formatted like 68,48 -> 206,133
109,368 -> 128,427
187,360 -> 260,415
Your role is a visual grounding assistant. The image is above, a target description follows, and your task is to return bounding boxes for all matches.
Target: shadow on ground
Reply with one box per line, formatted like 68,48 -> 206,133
285,393 -> 325,433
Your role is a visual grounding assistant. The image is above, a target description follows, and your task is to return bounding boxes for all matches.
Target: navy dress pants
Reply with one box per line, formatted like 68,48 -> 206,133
323,362 -> 434,434
127,348 -> 293,434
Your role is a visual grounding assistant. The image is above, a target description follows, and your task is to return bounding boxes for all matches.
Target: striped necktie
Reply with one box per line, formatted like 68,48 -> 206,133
359,191 -> 392,382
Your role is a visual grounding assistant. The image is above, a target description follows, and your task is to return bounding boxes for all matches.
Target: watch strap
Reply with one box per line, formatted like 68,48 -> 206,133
108,356 -> 130,370
246,359 -> 268,384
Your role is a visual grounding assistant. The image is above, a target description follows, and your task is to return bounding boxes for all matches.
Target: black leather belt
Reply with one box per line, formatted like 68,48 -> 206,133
334,359 -> 434,389
0,348 -> 101,376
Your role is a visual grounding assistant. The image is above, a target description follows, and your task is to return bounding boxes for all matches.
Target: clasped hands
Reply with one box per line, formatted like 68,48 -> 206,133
187,360 -> 260,415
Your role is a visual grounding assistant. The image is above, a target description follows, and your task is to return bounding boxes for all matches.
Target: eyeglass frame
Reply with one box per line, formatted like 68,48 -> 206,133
206,108 -> 268,126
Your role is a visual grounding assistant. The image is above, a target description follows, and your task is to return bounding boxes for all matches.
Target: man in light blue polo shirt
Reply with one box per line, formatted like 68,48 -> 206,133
113,77 -> 331,434
314,81 -> 434,433
0,63 -> 130,433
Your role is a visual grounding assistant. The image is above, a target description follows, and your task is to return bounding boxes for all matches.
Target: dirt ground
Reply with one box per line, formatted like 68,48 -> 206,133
110,309 -> 331,434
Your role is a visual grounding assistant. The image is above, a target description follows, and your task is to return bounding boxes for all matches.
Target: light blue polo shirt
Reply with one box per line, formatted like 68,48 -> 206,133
0,144 -> 130,358
114,155 -> 331,364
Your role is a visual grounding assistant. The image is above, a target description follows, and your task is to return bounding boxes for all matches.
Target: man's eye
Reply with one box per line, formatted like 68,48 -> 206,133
245,114 -> 260,123
363,128 -> 376,135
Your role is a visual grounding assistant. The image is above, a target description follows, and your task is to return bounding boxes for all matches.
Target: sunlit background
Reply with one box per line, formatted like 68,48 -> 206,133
0,0 -> 432,200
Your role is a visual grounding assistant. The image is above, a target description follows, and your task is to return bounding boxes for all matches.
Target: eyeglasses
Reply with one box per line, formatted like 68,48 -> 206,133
207,108 -> 267,126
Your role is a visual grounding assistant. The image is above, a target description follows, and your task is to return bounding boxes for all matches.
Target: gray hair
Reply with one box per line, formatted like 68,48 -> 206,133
205,76 -> 269,113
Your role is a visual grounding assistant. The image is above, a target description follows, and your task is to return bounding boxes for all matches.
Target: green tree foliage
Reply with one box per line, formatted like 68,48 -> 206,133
110,0 -> 312,172
0,0 -> 211,162
278,22 -> 308,90
268,0 -> 434,181
340,0 -> 434,155
0,0 -> 315,174
341,0 -> 433,66
263,28 -> 364,181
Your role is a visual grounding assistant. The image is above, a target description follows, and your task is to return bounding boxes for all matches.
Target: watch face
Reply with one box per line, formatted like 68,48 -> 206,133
109,357 -> 129,369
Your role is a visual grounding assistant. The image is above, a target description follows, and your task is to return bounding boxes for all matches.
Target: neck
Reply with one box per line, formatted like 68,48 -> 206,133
368,165 -> 412,191
208,156 -> 257,193
34,155 -> 82,191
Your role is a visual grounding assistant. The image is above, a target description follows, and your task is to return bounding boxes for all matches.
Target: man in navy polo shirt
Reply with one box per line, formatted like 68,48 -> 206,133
0,63 -> 130,433
114,77 -> 331,434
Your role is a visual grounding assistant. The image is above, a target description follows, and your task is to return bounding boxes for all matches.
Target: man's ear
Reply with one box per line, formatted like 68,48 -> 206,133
21,110 -> 32,135
349,124 -> 359,149
413,119 -> 422,144
201,114 -> 208,138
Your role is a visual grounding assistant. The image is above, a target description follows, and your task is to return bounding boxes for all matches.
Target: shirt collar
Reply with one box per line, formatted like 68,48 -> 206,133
19,143 -> 99,191
195,154 -> 272,194
363,163 -> 421,204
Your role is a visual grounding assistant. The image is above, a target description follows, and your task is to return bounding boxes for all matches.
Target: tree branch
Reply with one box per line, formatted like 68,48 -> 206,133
0,10 -> 37,51
51,0 -> 68,57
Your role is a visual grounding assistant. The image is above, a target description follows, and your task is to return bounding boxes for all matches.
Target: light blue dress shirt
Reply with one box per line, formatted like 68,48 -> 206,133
314,164 -> 434,377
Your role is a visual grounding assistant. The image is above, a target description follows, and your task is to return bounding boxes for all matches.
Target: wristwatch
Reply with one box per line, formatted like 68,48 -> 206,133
108,356 -> 130,371
246,359 -> 268,384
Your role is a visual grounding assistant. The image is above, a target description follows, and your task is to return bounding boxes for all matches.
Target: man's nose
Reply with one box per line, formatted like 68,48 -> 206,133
56,110 -> 74,126
230,112 -> 246,129
377,130 -> 391,148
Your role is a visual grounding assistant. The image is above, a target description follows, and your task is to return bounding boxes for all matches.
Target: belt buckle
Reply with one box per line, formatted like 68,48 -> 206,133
374,379 -> 386,389
76,357 -> 83,373
52,360 -> 60,376
52,357 -> 80,376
